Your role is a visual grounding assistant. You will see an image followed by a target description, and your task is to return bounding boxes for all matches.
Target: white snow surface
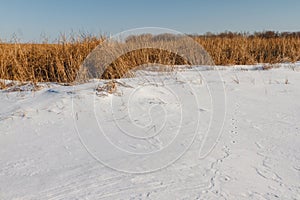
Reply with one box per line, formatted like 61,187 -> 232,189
0,65 -> 300,199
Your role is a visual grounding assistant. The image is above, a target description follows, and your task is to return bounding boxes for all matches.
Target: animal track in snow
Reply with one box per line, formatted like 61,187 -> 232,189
229,103 -> 240,144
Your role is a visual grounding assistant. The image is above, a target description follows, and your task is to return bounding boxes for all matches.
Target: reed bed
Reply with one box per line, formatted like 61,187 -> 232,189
0,31 -> 299,88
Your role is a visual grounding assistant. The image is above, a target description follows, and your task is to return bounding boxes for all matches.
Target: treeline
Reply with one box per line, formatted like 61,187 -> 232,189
192,31 -> 300,39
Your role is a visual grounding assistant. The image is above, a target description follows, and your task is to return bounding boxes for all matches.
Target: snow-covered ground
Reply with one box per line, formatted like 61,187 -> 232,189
0,64 -> 300,199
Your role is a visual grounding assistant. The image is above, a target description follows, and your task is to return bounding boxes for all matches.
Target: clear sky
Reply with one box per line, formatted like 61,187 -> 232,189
0,0 -> 299,42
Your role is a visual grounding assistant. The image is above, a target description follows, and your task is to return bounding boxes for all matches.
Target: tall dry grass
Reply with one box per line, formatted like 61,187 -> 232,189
0,31 -> 299,88
0,35 -> 103,84
194,33 -> 300,65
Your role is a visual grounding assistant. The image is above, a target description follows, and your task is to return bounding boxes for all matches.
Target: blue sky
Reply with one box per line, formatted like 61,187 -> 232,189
0,0 -> 299,41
